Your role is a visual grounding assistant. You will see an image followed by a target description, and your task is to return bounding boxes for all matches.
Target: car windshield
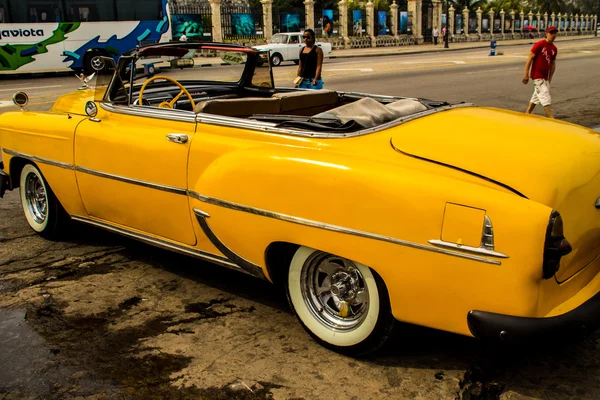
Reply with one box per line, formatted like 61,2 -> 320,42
99,44 -> 276,110
270,34 -> 288,44
133,47 -> 248,84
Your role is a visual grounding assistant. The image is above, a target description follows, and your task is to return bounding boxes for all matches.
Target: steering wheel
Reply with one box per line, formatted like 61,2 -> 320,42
138,75 -> 195,110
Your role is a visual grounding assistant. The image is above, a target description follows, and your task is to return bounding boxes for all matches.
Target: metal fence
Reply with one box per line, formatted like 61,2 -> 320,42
168,2 -> 213,42
222,5 -> 264,41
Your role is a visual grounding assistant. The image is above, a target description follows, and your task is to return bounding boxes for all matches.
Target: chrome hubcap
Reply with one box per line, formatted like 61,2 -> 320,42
25,172 -> 47,224
301,252 -> 369,331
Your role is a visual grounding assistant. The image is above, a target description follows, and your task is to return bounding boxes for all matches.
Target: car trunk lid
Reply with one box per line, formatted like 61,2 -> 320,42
390,107 -> 600,281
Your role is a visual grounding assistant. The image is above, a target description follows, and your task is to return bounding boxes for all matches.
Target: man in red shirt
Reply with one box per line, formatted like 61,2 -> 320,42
522,26 -> 558,118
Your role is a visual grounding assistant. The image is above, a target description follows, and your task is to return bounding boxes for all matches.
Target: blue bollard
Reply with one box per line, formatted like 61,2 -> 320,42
143,63 -> 156,76
489,40 -> 497,56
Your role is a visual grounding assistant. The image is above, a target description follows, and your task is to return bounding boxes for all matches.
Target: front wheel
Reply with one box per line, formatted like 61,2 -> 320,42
287,246 -> 395,356
20,164 -> 69,240
271,53 -> 283,67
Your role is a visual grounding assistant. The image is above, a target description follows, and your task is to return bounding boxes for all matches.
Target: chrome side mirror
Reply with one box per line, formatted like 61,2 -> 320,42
85,101 -> 100,122
12,92 -> 28,109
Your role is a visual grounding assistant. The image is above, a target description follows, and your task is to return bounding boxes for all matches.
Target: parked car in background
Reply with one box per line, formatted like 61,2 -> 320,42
1,42 -> 600,356
253,32 -> 333,66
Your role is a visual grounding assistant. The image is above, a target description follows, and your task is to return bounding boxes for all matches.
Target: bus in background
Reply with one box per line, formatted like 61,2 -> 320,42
0,0 -> 171,74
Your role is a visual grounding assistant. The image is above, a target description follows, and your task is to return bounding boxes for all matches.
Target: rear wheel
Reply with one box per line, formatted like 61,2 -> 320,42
287,246 -> 395,356
20,164 -> 69,240
271,53 -> 283,67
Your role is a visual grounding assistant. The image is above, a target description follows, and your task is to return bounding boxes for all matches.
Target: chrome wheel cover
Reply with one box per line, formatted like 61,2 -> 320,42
300,252 -> 370,331
24,172 -> 47,224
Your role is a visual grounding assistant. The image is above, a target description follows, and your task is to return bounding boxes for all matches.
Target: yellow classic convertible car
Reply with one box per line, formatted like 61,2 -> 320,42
1,43 -> 600,355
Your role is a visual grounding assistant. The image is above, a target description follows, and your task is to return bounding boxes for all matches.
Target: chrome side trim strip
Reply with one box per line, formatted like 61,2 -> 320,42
70,215 -> 244,272
75,166 -> 187,195
428,240 -> 508,259
193,209 -> 266,279
188,191 -> 502,265
3,148 -> 74,170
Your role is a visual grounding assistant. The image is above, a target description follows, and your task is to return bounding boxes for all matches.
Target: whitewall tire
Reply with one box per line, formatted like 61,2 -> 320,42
19,163 -> 68,239
287,246 -> 395,355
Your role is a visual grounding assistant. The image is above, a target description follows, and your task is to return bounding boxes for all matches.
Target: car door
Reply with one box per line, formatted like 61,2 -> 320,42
74,106 -> 197,245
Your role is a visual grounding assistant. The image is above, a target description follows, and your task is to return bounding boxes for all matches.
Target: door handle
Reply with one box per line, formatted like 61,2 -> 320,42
167,133 -> 189,144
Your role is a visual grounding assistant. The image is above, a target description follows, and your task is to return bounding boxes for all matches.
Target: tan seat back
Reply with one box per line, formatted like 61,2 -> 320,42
272,90 -> 339,115
194,97 -> 281,117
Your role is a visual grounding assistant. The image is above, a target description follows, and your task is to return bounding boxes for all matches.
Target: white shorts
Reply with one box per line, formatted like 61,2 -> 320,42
530,79 -> 551,107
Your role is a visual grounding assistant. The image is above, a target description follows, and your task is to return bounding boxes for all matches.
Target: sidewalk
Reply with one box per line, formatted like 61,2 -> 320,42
327,35 -> 599,59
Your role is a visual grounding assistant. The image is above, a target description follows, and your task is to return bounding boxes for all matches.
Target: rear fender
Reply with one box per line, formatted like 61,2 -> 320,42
188,145 -> 550,335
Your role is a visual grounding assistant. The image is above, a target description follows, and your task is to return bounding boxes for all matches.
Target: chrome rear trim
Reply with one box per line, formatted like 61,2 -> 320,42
70,215 -> 243,272
2,148 -> 74,170
188,191 -> 502,265
428,240 -> 508,259
193,209 -> 266,279
75,166 -> 187,195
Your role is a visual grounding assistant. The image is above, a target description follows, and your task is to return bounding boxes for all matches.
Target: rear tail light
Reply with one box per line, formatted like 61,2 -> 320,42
542,210 -> 572,279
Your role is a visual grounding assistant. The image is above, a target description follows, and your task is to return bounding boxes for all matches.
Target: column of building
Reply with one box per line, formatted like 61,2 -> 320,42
391,0 -> 399,36
510,10 -> 515,37
304,0 -> 315,30
338,0 -> 350,48
366,0 -> 376,45
261,0 -> 272,40
519,9 -> 524,34
449,5 -> 455,36
500,9 -> 505,39
209,0 -> 222,42
433,0 -> 442,34
476,7 -> 482,39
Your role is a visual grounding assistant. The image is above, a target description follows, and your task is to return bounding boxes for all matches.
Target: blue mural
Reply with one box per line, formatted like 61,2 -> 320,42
231,13 -> 256,35
280,14 -> 300,33
62,0 -> 170,70
172,14 -> 204,39
377,11 -> 387,35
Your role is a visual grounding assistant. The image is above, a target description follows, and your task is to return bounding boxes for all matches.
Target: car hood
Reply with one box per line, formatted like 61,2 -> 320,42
391,106 -> 600,280
51,88 -> 101,115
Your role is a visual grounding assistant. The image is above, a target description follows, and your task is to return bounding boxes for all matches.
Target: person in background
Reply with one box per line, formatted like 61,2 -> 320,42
323,16 -> 333,37
522,25 -> 558,118
295,29 -> 324,90
433,26 -> 439,45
